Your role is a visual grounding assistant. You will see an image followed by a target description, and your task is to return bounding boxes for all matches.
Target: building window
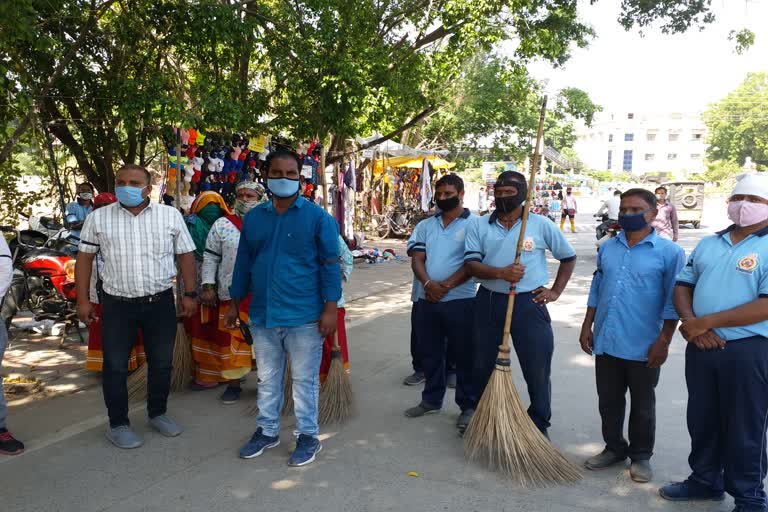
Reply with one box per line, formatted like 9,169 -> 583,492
623,150 -> 633,171
645,153 -> 655,161
624,133 -> 634,142
627,113 -> 634,119
692,133 -> 703,142
608,134 -> 613,142
669,133 -> 679,142
647,133 -> 656,142
691,153 -> 701,160
607,150 -> 612,170
668,153 -> 678,160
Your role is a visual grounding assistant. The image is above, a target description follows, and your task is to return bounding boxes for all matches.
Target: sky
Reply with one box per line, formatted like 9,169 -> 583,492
524,0 -> 768,115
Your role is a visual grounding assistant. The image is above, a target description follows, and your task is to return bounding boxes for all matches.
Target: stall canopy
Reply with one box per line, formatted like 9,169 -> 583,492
372,155 -> 455,174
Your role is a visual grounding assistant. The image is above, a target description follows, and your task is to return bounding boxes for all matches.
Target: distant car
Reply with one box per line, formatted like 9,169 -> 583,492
661,181 -> 705,229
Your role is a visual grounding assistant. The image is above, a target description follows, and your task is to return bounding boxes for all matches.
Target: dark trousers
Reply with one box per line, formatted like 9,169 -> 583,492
686,337 -> 768,510
472,287 -> 554,433
595,354 -> 660,461
410,301 -> 456,375
416,298 -> 476,411
101,290 -> 177,427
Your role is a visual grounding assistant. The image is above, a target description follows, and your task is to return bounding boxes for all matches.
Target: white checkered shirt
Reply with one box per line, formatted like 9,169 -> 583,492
79,201 -> 196,298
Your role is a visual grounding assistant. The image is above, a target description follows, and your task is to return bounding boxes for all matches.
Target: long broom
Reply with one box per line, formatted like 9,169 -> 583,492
318,328 -> 355,425
463,97 -> 581,486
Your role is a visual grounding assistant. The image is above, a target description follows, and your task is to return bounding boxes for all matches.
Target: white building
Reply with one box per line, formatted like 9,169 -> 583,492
574,111 -> 708,177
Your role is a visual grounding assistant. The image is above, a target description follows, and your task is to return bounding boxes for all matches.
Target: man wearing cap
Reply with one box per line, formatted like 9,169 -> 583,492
465,171 -> 576,437
403,174 -> 478,435
660,173 -> 768,512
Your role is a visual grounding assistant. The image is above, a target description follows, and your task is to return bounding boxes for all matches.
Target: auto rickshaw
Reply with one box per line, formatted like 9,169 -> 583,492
661,181 -> 705,229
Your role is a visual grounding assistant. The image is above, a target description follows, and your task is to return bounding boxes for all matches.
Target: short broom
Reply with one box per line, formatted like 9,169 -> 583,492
318,329 -> 355,425
463,97 -> 582,486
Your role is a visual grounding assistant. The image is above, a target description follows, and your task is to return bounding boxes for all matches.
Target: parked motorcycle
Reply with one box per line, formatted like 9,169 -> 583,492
0,225 -> 81,343
594,213 -> 621,250
367,206 -> 425,240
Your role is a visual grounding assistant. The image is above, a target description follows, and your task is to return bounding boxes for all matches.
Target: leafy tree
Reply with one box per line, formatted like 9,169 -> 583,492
703,72 -> 768,171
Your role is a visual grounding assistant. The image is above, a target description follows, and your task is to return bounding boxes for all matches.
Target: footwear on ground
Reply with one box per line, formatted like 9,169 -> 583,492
402,372 -> 425,386
659,480 -> 725,502
446,373 -> 456,389
456,409 -> 474,435
404,401 -> 441,418
149,415 -> 183,437
0,429 -> 25,455
288,434 -> 322,467
239,428 -> 280,459
584,449 -> 627,470
629,460 -> 653,482
105,425 -> 143,449
221,386 -> 242,404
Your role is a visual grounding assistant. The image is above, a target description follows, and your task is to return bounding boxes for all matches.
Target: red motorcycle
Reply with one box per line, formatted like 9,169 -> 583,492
1,226 -> 81,343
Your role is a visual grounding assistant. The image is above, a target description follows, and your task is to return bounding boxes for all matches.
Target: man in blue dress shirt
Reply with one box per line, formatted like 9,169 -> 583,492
403,174 -> 478,435
226,148 -> 341,467
580,188 -> 685,483
660,173 -> 768,512
465,171 -> 576,438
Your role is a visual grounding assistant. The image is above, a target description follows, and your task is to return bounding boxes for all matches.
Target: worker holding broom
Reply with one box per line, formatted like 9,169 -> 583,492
403,174 -> 478,435
580,188 -> 685,483
227,147 -> 341,467
464,170 -> 576,438
75,164 -> 197,449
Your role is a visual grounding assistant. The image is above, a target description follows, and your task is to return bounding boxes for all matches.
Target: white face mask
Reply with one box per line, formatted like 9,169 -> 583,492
79,192 -> 93,201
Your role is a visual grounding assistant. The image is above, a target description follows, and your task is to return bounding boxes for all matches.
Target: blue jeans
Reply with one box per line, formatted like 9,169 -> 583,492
0,322 -> 7,430
252,322 -> 323,438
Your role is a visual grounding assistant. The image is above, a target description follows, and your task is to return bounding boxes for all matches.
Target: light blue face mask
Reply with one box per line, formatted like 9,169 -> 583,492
115,185 -> 147,207
267,178 -> 299,198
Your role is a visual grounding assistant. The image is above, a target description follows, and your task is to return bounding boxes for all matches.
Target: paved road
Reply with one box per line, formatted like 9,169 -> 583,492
1,210 -> 746,512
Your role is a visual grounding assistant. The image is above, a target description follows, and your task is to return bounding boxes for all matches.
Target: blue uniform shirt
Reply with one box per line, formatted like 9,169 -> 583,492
588,230 -> 685,361
230,196 -> 342,329
676,225 -> 768,341
464,213 -> 576,293
407,209 -> 478,302
65,201 -> 93,241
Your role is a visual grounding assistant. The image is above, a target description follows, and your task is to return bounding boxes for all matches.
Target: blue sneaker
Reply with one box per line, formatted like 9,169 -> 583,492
239,428 -> 280,459
659,480 -> 725,502
288,434 -> 322,467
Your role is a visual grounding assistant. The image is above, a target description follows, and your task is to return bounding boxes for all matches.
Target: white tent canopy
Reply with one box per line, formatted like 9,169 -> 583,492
356,132 -> 449,158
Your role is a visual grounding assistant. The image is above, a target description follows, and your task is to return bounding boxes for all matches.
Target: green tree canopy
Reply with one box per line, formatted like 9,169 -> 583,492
703,72 -> 768,171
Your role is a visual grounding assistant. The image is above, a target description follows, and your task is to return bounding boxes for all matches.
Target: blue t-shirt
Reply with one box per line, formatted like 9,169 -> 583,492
407,209 -> 478,302
464,213 -> 576,293
676,225 -> 768,341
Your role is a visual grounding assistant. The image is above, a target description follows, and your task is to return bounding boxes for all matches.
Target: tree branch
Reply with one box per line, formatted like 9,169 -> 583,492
0,0 -> 119,167
327,105 -> 436,164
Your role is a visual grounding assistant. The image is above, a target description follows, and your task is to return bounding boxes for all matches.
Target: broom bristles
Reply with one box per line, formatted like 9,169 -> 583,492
127,364 -> 148,402
170,320 -> 193,392
464,356 -> 582,486
281,356 -> 294,416
318,349 -> 355,425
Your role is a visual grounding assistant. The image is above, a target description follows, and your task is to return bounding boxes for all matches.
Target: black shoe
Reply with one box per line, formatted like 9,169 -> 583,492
659,479 -> 725,502
457,409 -> 474,435
403,372 -> 425,386
585,449 -> 627,470
404,401 -> 441,417
0,430 -> 25,455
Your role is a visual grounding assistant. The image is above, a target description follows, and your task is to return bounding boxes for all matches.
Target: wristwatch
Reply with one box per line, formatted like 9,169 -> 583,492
184,291 -> 199,299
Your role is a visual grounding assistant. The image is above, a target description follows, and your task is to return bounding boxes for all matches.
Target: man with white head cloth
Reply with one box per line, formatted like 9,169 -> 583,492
660,173 -> 768,512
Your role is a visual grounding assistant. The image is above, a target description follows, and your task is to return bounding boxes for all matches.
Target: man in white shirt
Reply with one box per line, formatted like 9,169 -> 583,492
560,186 -> 578,233
76,164 -> 197,450
0,236 -> 24,455
596,190 -> 622,240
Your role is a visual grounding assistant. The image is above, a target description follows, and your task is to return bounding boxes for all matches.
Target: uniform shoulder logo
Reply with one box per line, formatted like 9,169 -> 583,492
737,253 -> 759,274
522,237 -> 535,252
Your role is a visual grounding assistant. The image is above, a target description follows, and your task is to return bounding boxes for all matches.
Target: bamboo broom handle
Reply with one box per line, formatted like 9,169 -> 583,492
500,97 -> 548,349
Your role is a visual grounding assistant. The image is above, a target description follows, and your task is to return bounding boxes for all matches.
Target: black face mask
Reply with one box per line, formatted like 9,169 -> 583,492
435,196 -> 460,212
496,195 -> 525,213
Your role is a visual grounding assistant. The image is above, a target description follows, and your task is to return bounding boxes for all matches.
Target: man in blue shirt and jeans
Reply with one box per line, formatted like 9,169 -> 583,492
660,173 -> 768,512
403,174 -> 477,435
580,188 -> 685,483
227,148 -> 341,467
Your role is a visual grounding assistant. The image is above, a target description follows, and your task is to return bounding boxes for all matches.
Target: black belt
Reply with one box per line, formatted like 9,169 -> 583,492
106,288 -> 173,304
